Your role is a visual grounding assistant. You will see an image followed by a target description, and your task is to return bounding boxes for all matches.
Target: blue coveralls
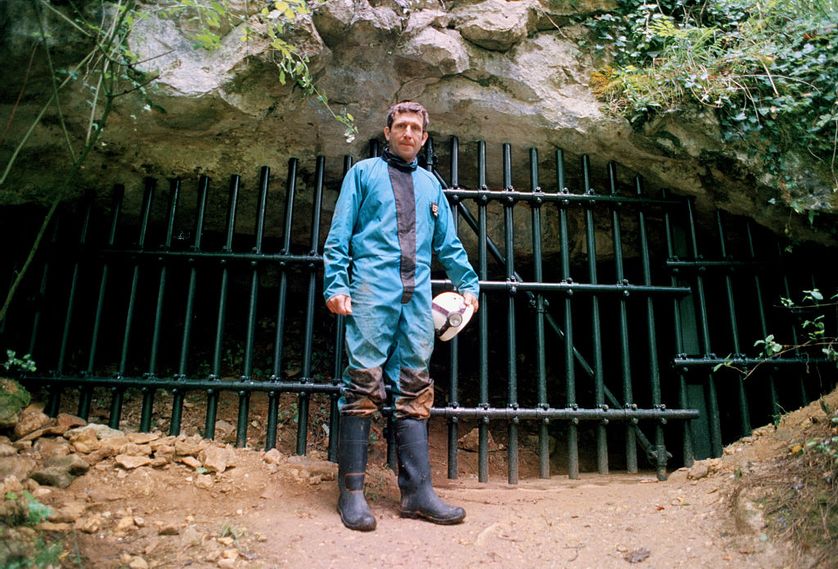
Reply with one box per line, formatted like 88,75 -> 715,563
323,154 -> 479,419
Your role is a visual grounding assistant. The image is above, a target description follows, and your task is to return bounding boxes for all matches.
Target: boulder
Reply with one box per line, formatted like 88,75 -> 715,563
0,379 -> 31,428
13,404 -> 50,439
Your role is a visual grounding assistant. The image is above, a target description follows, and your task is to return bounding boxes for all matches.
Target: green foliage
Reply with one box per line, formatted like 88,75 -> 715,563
2,350 -> 37,374
586,0 -> 838,197
3,491 -> 54,526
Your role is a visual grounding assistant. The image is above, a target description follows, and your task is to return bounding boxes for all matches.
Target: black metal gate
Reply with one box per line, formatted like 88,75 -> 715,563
4,136 -> 835,483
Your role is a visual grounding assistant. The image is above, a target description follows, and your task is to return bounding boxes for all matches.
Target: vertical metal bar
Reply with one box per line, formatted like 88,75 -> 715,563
776,241 -> 804,409
686,199 -> 723,456
237,166 -> 270,447
170,176 -> 209,436
141,179 -> 180,432
502,143 -> 519,485
746,222 -> 778,414
663,190 -> 695,466
636,177 -> 667,480
80,185 -> 124,419
27,219 -> 60,358
206,175 -> 240,439
111,178 -> 155,429
608,162 -> 636,473
297,156 -> 326,455
48,197 -> 93,416
57,197 -> 93,374
266,159 -> 298,450
477,140 -> 490,483
448,136 -> 461,480
557,149 -> 579,479
582,155 -> 608,475
530,147 -> 549,479
716,211 -> 751,436
329,156 -> 354,462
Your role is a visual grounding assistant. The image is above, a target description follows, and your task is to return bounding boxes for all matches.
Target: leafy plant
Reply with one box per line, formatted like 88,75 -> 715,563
2,350 -> 37,374
586,0 -> 838,203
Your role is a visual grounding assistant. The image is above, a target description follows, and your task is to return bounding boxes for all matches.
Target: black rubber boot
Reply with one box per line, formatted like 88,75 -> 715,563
395,418 -> 466,525
337,415 -> 376,531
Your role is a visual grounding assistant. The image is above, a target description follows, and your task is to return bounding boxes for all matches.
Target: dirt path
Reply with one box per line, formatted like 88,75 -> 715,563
9,389 -> 837,568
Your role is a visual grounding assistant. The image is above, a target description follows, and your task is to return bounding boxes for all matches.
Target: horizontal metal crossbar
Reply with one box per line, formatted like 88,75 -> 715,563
23,375 -> 340,394
431,406 -> 699,421
432,279 -> 692,297
673,356 -> 833,368
98,249 -> 323,266
443,188 -> 682,207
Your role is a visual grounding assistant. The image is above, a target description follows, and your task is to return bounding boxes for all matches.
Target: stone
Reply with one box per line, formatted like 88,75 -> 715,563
158,523 -> 180,536
13,404 -> 51,438
66,423 -> 125,442
129,556 -> 149,569
453,0 -> 531,51
687,462 -> 712,480
195,474 -> 214,489
69,428 -> 101,454
30,455 -> 89,488
152,444 -> 176,461
0,441 -> 17,457
115,454 -> 153,470
34,437 -> 72,459
116,515 -> 137,532
177,456 -> 202,469
0,378 -> 31,428
49,501 -> 87,524
127,432 -> 161,445
399,27 -> 470,76
175,436 -> 204,457
199,445 -> 236,474
55,413 -> 86,433
458,428 -> 503,452
75,514 -> 103,533
263,448 -> 284,465
285,456 -> 337,481
0,455 -> 36,482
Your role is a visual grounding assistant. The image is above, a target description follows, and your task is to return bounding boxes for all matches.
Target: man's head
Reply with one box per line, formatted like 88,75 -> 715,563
384,101 -> 429,163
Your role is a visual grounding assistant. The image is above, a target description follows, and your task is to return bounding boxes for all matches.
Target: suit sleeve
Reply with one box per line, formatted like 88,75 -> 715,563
432,187 -> 479,296
323,165 -> 362,301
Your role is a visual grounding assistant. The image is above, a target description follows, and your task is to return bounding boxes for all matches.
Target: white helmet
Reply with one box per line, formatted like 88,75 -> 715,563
432,291 -> 474,342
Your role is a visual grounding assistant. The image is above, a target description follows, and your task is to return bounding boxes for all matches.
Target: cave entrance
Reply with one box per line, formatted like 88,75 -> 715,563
2,137 -> 834,483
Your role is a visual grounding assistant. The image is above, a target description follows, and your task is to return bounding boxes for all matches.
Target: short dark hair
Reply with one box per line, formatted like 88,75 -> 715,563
386,100 -> 429,131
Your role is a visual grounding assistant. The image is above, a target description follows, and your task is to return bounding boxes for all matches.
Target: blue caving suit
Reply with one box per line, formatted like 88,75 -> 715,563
323,150 -> 479,419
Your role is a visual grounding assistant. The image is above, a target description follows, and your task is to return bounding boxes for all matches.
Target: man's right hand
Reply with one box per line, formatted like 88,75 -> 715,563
326,294 -> 352,315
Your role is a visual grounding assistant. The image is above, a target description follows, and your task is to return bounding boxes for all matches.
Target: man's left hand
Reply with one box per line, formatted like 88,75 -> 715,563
463,292 -> 479,313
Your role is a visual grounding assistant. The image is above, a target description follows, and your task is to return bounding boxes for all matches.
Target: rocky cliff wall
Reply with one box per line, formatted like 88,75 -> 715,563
0,0 -> 834,251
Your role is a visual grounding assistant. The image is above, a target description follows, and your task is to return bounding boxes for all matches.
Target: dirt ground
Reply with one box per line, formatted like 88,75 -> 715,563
5,387 -> 838,569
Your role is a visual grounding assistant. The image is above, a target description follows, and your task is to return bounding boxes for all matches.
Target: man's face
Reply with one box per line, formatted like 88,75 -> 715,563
384,111 -> 428,163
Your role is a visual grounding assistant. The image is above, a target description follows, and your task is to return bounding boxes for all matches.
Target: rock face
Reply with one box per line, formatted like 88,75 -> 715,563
0,0 -> 834,246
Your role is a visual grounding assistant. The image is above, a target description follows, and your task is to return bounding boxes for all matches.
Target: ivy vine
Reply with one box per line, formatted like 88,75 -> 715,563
586,0 -> 838,207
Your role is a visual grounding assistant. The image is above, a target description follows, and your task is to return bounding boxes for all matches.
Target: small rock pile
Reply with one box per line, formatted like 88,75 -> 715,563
1,402 -> 339,567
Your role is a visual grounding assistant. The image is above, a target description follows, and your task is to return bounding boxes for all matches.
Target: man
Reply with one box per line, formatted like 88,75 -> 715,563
323,101 -> 479,532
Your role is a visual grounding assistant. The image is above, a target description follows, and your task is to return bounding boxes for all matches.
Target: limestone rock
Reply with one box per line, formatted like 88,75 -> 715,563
285,455 -> 337,482
453,0 -> 531,51
115,454 -> 153,470
30,454 -> 90,488
199,445 -> 236,474
0,455 -> 36,482
48,501 -> 87,524
399,27 -> 470,76
0,441 -> 17,457
0,379 -> 31,428
34,437 -> 72,459
13,405 -> 50,438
